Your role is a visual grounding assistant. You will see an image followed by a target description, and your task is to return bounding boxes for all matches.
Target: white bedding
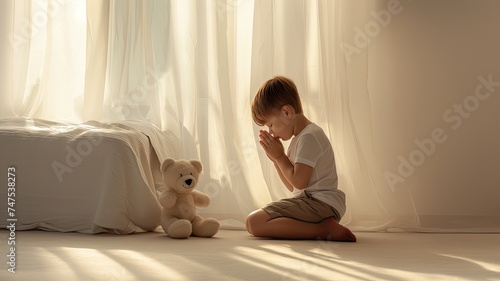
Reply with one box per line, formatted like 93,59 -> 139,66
0,118 -> 179,234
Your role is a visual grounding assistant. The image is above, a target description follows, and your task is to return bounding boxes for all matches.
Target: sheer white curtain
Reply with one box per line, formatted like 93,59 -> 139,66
2,0 -> 86,120
2,0 -> 499,232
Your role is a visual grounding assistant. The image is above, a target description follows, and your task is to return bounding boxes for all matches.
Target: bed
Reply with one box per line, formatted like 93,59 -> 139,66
0,118 -> 179,234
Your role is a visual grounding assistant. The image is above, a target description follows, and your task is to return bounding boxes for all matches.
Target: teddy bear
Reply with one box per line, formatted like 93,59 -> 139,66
158,158 -> 219,239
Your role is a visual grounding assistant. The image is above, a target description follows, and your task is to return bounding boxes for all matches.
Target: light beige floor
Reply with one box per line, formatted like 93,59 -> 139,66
1,229 -> 499,281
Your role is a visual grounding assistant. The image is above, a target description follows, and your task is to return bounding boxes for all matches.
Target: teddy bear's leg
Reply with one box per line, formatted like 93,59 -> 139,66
191,215 -> 220,238
161,215 -> 192,239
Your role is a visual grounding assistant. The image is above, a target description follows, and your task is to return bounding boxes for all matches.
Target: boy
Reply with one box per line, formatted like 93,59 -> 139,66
246,76 -> 356,242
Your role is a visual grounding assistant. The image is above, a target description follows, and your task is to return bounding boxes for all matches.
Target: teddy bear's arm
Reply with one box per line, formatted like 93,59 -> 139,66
191,190 -> 210,208
159,190 -> 177,208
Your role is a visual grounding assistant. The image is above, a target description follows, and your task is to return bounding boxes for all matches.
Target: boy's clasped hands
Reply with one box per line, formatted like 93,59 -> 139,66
259,130 -> 285,162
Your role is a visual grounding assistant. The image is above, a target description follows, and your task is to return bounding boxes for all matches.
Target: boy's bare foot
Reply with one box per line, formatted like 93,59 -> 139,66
321,217 -> 357,242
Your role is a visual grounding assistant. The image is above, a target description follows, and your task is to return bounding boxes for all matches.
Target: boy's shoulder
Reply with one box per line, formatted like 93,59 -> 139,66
300,123 -> 327,138
296,123 -> 331,146
297,122 -> 319,134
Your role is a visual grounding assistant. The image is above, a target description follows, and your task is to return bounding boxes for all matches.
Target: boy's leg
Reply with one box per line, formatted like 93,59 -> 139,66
246,209 -> 356,242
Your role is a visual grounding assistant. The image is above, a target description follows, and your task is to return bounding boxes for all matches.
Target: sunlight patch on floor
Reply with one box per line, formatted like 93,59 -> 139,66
104,249 -> 188,280
439,254 -> 500,274
59,247 -> 134,280
29,247 -> 79,279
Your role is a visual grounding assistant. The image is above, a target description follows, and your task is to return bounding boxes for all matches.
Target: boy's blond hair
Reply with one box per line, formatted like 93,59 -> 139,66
251,76 -> 303,126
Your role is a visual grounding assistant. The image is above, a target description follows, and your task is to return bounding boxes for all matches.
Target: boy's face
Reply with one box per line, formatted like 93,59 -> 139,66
264,107 -> 293,141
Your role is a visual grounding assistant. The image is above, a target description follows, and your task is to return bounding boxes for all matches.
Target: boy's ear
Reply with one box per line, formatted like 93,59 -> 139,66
281,105 -> 293,117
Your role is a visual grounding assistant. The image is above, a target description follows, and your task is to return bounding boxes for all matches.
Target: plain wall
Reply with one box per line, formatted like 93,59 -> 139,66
368,0 -> 500,225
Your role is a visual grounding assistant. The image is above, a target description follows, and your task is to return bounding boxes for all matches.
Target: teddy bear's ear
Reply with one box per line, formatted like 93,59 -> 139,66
161,158 -> 176,174
189,160 -> 203,173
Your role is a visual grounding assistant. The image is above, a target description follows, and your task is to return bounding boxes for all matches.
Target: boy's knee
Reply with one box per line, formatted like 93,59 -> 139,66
245,212 -> 257,235
246,209 -> 269,237
245,215 -> 252,234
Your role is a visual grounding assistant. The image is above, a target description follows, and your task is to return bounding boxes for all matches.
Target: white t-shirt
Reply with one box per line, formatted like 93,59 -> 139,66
287,123 -> 346,218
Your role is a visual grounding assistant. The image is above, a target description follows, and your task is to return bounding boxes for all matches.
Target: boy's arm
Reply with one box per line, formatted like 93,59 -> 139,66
274,161 -> 294,192
259,130 -> 313,190
274,155 -> 313,190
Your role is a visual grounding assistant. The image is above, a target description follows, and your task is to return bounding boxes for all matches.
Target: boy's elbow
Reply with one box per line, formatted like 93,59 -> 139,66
293,185 -> 307,190
291,179 -> 308,190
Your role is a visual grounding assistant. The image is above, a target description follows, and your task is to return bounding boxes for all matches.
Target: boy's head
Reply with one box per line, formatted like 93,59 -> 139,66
251,76 -> 303,127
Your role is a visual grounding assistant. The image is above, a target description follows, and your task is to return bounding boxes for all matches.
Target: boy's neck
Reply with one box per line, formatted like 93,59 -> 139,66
293,114 -> 312,136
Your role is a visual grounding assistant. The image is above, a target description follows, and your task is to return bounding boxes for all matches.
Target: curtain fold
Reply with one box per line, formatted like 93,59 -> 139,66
0,0 -> 14,117
83,0 -> 109,120
2,0 -> 500,232
7,0 -> 86,121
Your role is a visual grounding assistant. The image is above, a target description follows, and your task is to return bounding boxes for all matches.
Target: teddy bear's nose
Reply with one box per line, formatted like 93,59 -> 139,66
185,179 -> 192,186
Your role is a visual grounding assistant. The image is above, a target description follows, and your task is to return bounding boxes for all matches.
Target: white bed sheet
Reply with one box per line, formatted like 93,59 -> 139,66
0,118 -> 179,234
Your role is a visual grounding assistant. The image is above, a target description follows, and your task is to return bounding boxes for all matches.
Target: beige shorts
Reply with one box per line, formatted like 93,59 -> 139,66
262,192 -> 341,223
